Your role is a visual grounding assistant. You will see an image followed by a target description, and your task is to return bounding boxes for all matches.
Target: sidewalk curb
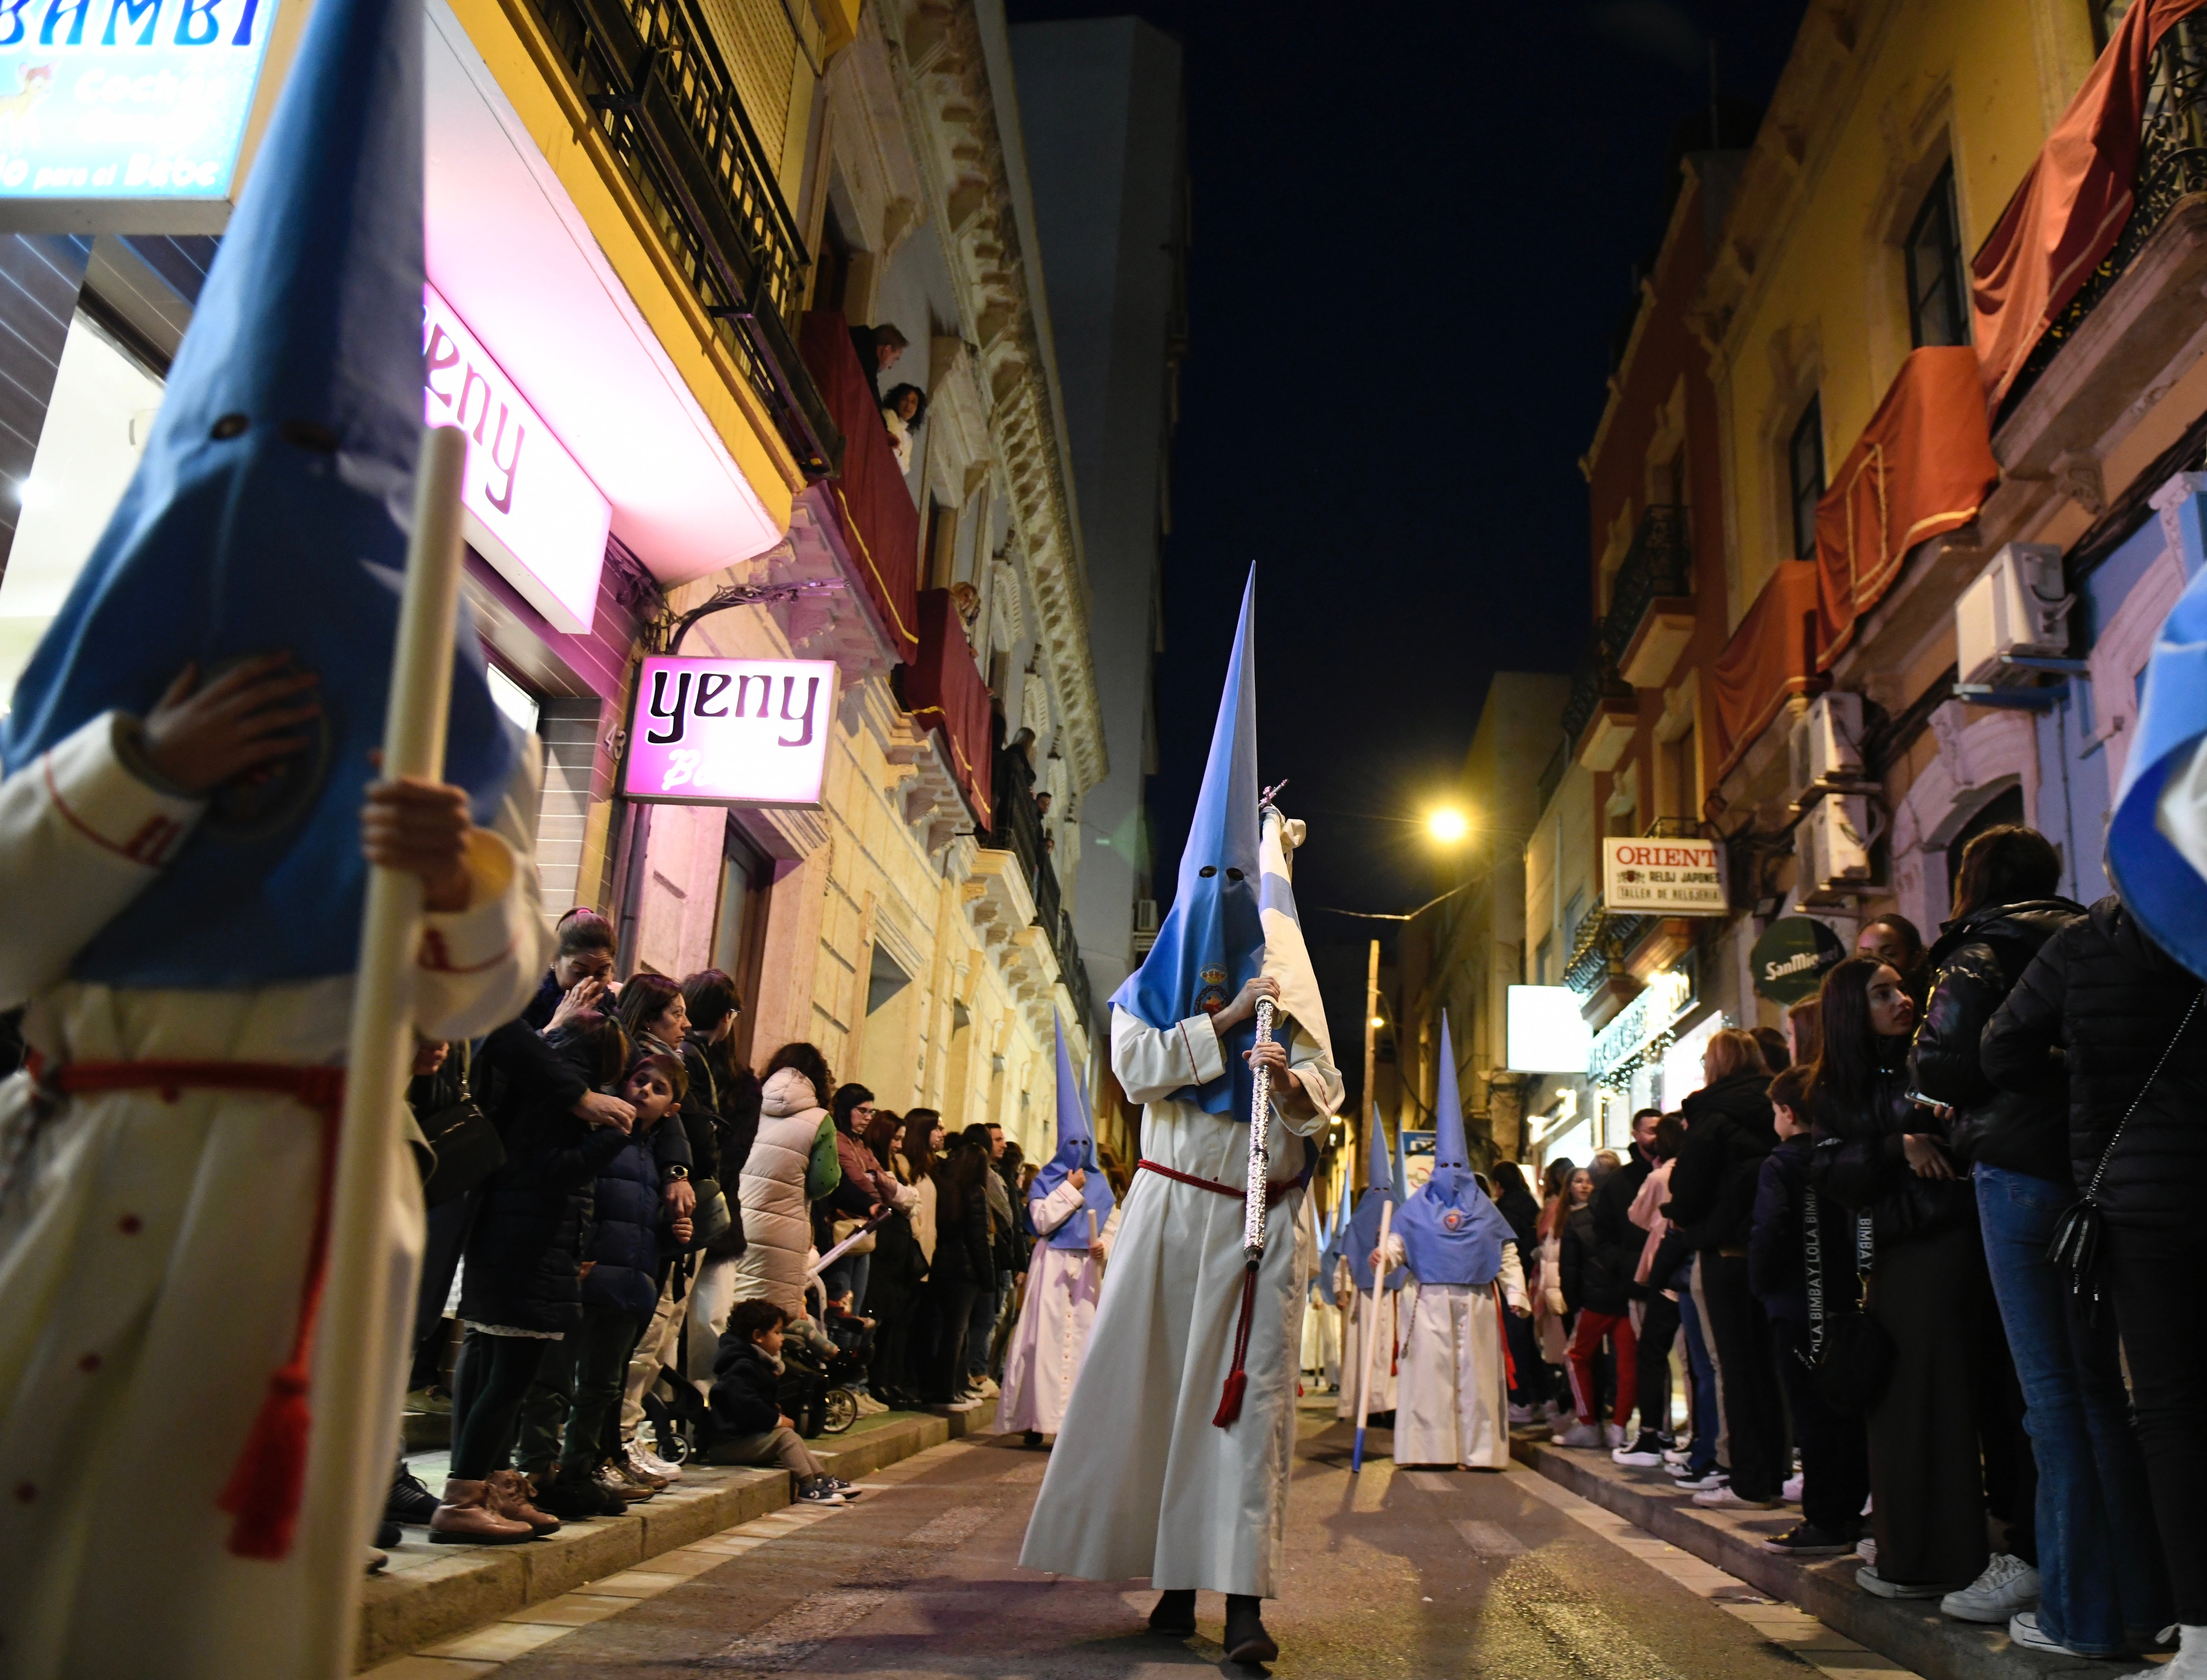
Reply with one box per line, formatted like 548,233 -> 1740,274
1509,1437 -> 2135,1680
357,1398 -> 995,1671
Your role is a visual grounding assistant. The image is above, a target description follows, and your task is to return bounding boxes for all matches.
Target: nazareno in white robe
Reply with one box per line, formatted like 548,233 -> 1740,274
0,713 -> 549,1680
1334,1253 -> 1401,1420
1018,1005 -> 1340,1599
1378,1230 -> 1528,1470
998,1177 -> 1121,1435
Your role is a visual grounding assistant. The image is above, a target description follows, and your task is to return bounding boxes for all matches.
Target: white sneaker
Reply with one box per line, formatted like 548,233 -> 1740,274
1940,1553 -> 2039,1623
1857,1536 -> 1877,1566
1692,1484 -> 1779,1510
2008,1612 -> 2089,1657
2122,1625 -> 2207,1679
851,1391 -> 887,1416
1508,1404 -> 1539,1426
1549,1421 -> 1603,1448
1671,1469 -> 1726,1491
1603,1420 -> 1629,1449
1662,1446 -> 1692,1467
977,1376 -> 1000,1398
620,1440 -> 676,1488
1782,1472 -> 1803,1504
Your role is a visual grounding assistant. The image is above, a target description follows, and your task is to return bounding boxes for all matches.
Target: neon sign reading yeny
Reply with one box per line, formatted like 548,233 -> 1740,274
0,0 -> 280,203
622,656 -> 839,809
423,284 -> 611,635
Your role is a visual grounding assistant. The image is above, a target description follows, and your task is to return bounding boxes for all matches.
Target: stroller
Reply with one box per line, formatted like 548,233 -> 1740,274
779,1321 -> 867,1437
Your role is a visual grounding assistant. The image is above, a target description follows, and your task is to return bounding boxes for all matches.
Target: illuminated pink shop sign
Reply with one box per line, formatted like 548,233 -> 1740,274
622,656 -> 839,808
422,284 -> 611,634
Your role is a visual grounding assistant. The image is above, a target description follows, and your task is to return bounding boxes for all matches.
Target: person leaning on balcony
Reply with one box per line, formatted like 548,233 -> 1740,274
880,382 -> 926,472
850,320 -> 908,404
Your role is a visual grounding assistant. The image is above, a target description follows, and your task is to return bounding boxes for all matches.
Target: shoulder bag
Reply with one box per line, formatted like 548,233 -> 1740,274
1800,1182 -> 1894,1415
2048,989 -> 2202,1315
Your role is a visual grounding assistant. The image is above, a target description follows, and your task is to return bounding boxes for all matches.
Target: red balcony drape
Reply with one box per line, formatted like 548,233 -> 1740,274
799,310 -> 919,662
1971,0 -> 2207,411
1710,561 -> 1822,786
906,588 -> 993,827
1812,346 -> 1999,668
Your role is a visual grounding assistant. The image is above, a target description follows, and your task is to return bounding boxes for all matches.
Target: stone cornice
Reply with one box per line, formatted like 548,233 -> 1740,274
885,0 -> 1108,796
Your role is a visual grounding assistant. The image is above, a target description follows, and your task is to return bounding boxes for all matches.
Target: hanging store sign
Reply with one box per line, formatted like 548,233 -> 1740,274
622,655 -> 838,809
423,284 -> 609,635
1750,915 -> 1846,1004
0,0 -> 291,230
1585,967 -> 1691,1087
1601,835 -> 1725,916
1506,984 -> 1590,1074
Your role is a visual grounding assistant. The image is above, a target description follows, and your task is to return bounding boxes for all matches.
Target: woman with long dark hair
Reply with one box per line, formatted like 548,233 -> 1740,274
922,1137 -> 994,1403
677,969 -> 764,1394
1809,954 -> 2001,1603
862,1111 -> 925,1408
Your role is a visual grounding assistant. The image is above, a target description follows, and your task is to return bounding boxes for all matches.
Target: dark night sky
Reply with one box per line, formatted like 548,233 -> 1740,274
1007,0 -> 1809,1089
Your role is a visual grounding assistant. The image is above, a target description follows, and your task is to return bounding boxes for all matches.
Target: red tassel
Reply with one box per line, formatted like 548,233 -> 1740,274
1213,1368 -> 1248,1426
218,1362 -> 312,1559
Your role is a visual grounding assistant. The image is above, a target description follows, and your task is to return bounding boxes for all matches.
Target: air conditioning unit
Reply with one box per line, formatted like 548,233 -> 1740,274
1133,898 -> 1159,934
1956,543 -> 2073,687
1786,691 -> 1865,805
1798,795 -> 1873,899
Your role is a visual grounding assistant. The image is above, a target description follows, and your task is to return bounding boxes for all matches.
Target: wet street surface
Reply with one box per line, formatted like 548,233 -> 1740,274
417,1402 -> 1911,1679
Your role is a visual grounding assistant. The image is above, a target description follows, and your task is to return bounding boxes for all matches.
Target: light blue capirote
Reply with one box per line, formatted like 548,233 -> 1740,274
1032,1013 -> 1116,1251
1345,1107 -> 1407,1293
0,0 -> 516,987
1107,569 -> 1262,1116
2108,556 -> 2207,978
1391,1013 -> 1511,1287
1315,1168 -> 1351,1308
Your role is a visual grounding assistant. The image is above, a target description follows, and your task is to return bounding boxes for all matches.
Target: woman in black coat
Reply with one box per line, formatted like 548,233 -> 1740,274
1666,1029 -> 1784,1507
921,1140 -> 994,1403
1985,892 -> 2201,1646
1808,954 -> 2006,1602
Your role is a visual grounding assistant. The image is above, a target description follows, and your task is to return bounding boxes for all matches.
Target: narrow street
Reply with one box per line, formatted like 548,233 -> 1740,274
386,1404 -> 1909,1680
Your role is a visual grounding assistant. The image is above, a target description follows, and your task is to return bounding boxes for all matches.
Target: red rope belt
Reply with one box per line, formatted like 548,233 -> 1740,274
1133,1158 -> 1298,1428
51,1059 -> 346,1561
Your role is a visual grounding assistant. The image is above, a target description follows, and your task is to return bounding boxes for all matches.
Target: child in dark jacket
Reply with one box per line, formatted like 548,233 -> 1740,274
707,1300 -> 858,1505
521,1051 -> 692,1518
1752,1064 -> 1869,1555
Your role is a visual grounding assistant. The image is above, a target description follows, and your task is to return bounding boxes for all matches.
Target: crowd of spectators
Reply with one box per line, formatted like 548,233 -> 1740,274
385,905 -> 1109,1546
1518,823 -> 2201,1667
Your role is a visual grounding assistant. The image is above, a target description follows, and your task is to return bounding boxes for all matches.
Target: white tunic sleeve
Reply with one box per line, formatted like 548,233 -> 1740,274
1110,1005 -> 1227,1104
411,749 -> 554,1040
1028,1178 -> 1085,1237
1499,1240 -> 1529,1312
1098,1202 -> 1120,1257
0,713 -> 206,1011
1378,1230 -> 1406,1271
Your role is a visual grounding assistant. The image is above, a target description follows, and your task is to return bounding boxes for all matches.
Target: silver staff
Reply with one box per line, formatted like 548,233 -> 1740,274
1245,995 -> 1276,1259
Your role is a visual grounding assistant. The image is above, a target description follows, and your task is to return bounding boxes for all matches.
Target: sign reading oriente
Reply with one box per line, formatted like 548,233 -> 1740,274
1601,835 -> 1725,915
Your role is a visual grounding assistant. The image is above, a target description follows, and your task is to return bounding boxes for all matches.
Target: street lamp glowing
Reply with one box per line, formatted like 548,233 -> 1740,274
1369,1015 -> 1385,1028
1426,807 -> 1470,844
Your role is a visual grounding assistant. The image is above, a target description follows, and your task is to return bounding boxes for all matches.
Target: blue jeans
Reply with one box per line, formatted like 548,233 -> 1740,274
1672,1261 -> 1719,1477
966,1268 -> 1007,1380
1977,1165 -> 2170,1653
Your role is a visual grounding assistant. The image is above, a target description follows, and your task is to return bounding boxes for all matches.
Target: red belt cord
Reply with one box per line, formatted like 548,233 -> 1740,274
50,1059 -> 346,1561
1132,1157 -> 1297,1427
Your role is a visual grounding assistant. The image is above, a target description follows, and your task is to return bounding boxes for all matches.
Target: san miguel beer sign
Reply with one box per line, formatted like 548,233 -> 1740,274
1601,836 -> 1725,916
622,656 -> 837,809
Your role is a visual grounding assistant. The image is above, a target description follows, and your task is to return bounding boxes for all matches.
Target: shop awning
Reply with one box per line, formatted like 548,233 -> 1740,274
799,310 -> 919,663
1812,346 -> 1998,668
1971,0 -> 2207,412
423,0 -> 784,589
1710,560 -> 1821,786
905,588 -> 992,826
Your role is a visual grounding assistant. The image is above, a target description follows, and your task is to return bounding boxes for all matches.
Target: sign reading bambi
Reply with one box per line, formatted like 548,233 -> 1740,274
423,284 -> 610,634
622,656 -> 838,809
1601,835 -> 1725,915
0,0 -> 282,225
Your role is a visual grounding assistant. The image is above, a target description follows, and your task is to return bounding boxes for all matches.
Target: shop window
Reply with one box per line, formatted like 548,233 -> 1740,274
486,664 -> 539,732
1905,165 -> 1968,349
713,818 -> 773,1066
1665,725 -> 1698,821
0,308 -> 163,706
534,697 -> 601,917
1789,397 -> 1824,561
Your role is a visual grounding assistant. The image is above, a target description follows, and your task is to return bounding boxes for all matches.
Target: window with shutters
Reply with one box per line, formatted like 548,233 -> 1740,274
1905,164 -> 1968,348
1788,397 -> 1824,561
691,0 -> 799,168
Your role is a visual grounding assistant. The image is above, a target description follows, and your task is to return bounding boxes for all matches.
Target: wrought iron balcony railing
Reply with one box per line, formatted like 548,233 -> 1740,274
527,0 -> 841,476
2001,16 -> 2207,420
985,743 -> 1094,1022
1563,896 -> 1653,995
1600,503 -> 1691,661
1560,634 -> 1635,748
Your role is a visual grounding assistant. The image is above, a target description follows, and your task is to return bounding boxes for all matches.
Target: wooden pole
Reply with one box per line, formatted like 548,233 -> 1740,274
1360,937 -> 1379,1186
300,425 -> 470,1676
1350,1197 -> 1395,1474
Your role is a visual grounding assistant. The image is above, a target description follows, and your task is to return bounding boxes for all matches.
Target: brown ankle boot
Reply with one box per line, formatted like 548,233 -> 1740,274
486,1469 -> 561,1537
429,1478 -> 534,1545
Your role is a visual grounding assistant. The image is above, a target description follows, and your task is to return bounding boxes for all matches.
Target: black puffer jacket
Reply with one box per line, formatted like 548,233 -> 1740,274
1559,1203 -> 1625,1315
1806,1039 -> 1975,1248
709,1337 -> 783,1438
1982,894 -> 2207,1241
1590,1146 -> 1651,1299
1666,1071 -> 1776,1250
459,1103 -> 629,1335
1910,896 -> 2084,1182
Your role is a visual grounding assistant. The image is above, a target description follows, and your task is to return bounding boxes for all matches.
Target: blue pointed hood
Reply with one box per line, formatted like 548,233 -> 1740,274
1108,568 -> 1262,1116
1393,1013 -> 1509,1286
1315,1162 -> 1353,1307
1347,1107 -> 1407,1293
0,0 -> 516,987
2108,558 -> 2207,980
1034,1014 -> 1116,1251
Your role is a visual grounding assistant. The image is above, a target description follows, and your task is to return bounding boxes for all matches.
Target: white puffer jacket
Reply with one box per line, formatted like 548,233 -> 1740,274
733,1068 -> 830,1314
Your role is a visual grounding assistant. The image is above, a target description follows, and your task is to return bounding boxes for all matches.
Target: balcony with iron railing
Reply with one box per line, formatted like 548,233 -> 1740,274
984,743 -> 1095,1026
2001,16 -> 2207,422
524,0 -> 840,476
1560,635 -> 1637,773
1599,504 -> 1694,689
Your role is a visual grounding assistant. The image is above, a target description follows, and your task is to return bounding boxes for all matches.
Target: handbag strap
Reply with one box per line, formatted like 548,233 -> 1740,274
2082,989 -> 2202,1203
1802,1185 -> 1826,1365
